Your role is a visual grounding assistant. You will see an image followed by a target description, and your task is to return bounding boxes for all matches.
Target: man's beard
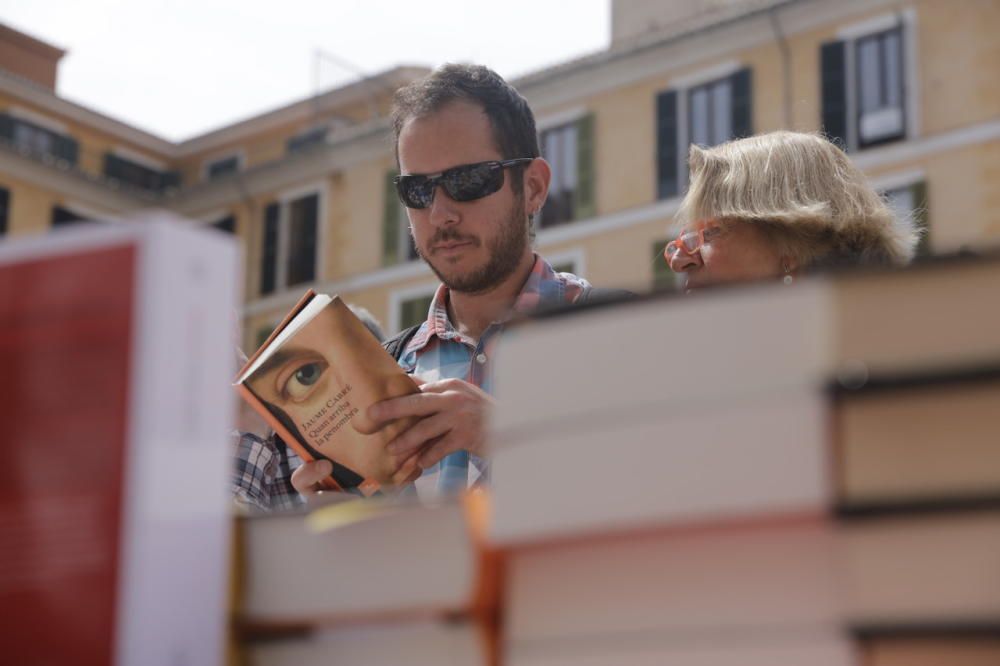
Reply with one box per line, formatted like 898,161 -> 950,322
416,197 -> 529,294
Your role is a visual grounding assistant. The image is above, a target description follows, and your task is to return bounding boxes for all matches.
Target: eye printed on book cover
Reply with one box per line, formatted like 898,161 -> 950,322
275,353 -> 330,402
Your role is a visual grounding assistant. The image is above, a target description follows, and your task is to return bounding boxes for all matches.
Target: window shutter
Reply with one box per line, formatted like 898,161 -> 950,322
820,40 -> 849,149
912,181 -> 930,257
656,90 -> 679,199
161,171 -> 181,191
383,171 -> 400,266
730,68 -> 753,139
0,113 -> 12,141
103,153 -> 122,180
54,134 -> 79,166
260,202 -> 279,295
287,194 -> 318,286
0,187 -> 9,235
573,113 -> 596,220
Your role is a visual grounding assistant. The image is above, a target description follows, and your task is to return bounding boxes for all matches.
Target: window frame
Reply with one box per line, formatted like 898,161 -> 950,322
832,10 -> 919,152
201,150 -> 246,182
539,121 -> 580,228
388,281 -> 439,337
655,60 -> 748,200
261,182 -> 327,295
872,169 -> 930,258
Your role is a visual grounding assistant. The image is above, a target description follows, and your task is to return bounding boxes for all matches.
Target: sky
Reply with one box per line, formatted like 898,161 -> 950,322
0,0 -> 610,141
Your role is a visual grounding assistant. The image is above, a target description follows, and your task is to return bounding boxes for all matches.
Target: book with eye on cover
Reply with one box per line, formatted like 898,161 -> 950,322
235,290 -> 421,496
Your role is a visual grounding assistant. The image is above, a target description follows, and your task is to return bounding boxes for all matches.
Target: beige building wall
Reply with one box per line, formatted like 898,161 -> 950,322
2,0 -> 998,345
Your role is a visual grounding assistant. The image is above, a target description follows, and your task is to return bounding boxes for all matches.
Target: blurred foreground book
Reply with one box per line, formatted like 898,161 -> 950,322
490,254 -> 1000,665
0,218 -> 238,666
233,491 -> 499,665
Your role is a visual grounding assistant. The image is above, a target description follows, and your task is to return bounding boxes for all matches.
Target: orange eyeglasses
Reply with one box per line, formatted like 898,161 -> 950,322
663,225 -> 724,261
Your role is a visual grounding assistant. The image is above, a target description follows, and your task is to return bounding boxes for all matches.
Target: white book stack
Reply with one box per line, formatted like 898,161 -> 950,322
0,215 -> 239,666
488,256 -> 1000,666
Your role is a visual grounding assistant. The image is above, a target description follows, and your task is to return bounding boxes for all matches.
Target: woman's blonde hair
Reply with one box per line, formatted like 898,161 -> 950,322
674,131 -> 920,268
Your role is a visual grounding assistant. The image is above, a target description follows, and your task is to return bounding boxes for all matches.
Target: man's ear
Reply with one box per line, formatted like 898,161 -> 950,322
523,157 -> 551,216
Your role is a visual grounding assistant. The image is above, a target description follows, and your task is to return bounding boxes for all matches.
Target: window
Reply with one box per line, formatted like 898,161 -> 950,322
656,68 -> 752,199
822,24 -> 907,150
397,294 -> 433,333
104,153 -> 180,192
212,215 -> 236,234
205,155 -> 240,180
883,181 -> 929,257
856,29 -> 905,146
689,78 -> 733,148
0,113 -> 78,166
259,192 -> 320,295
0,187 -> 9,235
287,127 -> 328,154
51,206 -> 90,228
651,238 -> 683,291
382,170 -> 419,265
539,115 -> 594,228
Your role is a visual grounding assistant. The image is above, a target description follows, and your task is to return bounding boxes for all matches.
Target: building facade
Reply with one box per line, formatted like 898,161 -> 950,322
1,0 -> 998,352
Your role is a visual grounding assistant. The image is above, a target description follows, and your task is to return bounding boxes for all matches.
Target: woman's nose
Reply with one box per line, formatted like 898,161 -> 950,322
668,246 -> 702,273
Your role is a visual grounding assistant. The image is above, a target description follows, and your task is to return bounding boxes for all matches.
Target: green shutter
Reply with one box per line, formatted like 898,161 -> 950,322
399,295 -> 433,332
912,181 -> 930,257
574,113 -> 595,220
383,171 -> 400,266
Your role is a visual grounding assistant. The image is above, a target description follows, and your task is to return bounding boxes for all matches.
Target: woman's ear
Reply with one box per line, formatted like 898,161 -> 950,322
523,158 -> 551,216
780,255 -> 799,274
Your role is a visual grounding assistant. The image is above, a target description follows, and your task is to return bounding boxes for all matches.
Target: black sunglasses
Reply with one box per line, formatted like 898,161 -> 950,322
394,158 -> 534,209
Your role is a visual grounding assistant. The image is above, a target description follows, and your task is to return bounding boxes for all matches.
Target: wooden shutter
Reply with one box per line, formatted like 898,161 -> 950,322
574,113 -> 596,220
383,171 -> 400,266
730,68 -> 753,139
820,40 -> 849,149
656,90 -> 679,199
260,202 -> 279,295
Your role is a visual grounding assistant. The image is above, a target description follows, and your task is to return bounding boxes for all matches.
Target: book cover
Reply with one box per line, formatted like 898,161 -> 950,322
236,291 -> 421,495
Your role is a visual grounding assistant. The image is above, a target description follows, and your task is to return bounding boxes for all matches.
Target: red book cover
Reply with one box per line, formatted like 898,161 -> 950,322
0,245 -> 134,665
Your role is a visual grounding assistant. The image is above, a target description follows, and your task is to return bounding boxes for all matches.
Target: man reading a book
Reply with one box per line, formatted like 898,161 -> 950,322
287,64 -> 612,499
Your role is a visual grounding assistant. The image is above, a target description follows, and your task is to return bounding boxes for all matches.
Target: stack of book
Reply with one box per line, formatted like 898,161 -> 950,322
0,218 -> 239,666
233,492 -> 500,665
489,254 -> 1000,665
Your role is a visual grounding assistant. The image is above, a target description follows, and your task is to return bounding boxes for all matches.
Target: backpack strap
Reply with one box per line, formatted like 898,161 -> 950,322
382,324 -> 422,362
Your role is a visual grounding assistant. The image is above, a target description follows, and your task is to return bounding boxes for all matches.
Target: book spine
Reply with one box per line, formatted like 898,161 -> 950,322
235,384 -> 341,492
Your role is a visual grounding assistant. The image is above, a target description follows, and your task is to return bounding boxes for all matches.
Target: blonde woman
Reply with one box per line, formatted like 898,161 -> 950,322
665,131 -> 920,291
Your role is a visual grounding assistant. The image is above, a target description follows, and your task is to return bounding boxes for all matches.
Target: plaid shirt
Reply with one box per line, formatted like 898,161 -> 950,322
230,254 -> 589,509
399,254 -> 590,498
231,431 -> 305,512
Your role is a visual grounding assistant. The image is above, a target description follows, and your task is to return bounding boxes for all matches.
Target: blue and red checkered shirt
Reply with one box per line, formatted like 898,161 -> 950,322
399,254 -> 590,498
230,254 -> 590,509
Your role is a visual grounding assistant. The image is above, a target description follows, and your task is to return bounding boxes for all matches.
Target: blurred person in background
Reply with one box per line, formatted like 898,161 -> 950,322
665,131 -> 920,290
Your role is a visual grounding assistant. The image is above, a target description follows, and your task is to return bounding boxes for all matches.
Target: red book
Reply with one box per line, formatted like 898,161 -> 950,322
0,218 -> 238,666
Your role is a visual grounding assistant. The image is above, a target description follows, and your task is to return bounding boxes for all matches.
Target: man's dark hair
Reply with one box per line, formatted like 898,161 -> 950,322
391,63 -> 540,194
